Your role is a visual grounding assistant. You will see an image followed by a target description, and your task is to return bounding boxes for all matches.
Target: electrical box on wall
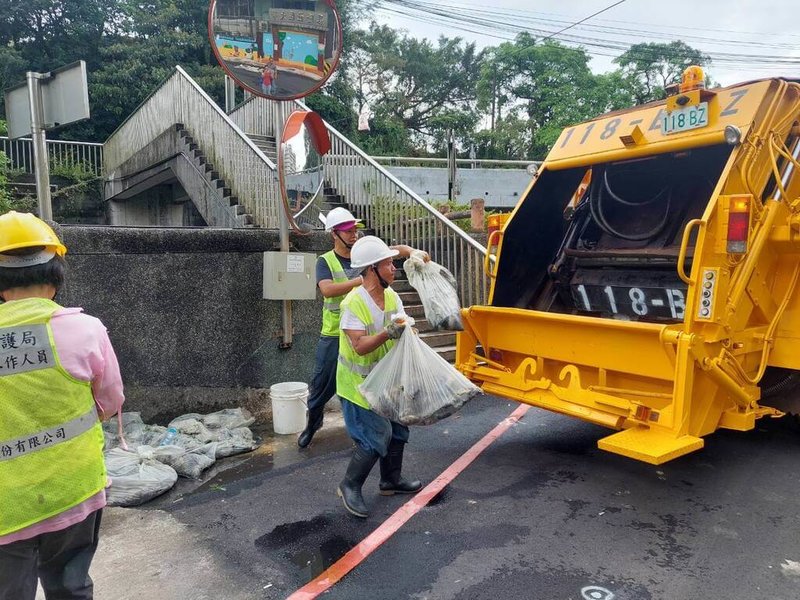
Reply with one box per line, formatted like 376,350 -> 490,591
263,252 -> 317,300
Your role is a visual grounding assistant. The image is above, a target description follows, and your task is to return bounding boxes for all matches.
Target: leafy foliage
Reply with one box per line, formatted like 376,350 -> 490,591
614,41 -> 711,104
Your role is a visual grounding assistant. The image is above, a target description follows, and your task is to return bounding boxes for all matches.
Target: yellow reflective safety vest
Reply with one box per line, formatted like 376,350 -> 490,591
336,287 -> 399,409
320,251 -> 350,337
0,298 -> 106,536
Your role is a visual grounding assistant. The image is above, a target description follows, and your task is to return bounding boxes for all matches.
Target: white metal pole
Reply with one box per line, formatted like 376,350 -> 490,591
224,75 -> 236,113
276,100 -> 292,348
27,72 -> 53,221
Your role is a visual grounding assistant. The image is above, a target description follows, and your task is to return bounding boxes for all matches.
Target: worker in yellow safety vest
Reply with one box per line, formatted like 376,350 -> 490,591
0,212 -> 125,600
298,207 -> 424,448
336,236 -> 424,518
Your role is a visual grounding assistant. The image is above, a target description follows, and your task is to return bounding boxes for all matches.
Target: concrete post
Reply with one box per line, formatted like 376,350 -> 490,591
470,198 -> 485,232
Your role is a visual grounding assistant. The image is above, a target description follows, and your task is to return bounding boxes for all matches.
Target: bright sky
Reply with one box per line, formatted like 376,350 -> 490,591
371,0 -> 800,86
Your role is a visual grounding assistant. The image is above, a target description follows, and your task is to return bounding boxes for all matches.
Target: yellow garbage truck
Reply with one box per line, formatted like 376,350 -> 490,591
456,68 -> 800,464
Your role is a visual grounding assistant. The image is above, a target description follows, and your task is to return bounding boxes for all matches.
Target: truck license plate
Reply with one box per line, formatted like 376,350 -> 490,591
661,102 -> 709,135
572,284 -> 687,321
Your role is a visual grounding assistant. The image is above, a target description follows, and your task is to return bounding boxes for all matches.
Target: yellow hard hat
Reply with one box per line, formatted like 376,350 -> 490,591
0,211 -> 67,256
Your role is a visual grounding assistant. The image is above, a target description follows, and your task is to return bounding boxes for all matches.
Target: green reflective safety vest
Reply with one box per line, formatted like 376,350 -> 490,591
0,298 -> 106,537
320,251 -> 350,337
336,287 -> 399,410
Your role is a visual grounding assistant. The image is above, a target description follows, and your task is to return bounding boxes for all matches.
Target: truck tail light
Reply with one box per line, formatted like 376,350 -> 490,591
727,196 -> 750,254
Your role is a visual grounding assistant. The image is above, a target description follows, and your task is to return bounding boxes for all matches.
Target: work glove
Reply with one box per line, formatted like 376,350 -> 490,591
385,320 -> 405,340
410,249 -> 430,263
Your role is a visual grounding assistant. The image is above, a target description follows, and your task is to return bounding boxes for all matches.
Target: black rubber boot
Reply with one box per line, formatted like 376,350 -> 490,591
297,406 -> 324,448
379,440 -> 422,496
337,446 -> 379,518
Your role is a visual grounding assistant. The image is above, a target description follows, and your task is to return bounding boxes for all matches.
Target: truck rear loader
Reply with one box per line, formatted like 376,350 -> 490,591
456,68 -> 800,464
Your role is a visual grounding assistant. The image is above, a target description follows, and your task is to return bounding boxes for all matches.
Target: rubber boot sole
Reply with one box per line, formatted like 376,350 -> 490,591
379,487 -> 421,496
337,486 -> 368,518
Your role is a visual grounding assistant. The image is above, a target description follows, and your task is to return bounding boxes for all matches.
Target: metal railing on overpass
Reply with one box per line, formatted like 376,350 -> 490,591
1,136 -> 104,176
103,67 -> 489,306
104,66 -> 281,228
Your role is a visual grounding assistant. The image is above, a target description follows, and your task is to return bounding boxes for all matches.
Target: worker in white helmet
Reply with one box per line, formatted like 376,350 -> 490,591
335,235 -> 424,518
297,208 -> 427,448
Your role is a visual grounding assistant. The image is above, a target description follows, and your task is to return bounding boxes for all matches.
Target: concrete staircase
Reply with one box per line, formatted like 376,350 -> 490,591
247,134 -> 278,164
177,125 -> 254,226
238,133 -> 458,361
393,264 -> 457,363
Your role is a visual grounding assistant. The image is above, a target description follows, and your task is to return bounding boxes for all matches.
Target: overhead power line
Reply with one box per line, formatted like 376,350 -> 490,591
375,0 -> 800,73
539,0 -> 626,43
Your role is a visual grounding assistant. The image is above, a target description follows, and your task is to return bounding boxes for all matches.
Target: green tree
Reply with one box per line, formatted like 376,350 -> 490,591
476,33 -> 605,158
349,23 -> 481,152
614,41 -> 710,104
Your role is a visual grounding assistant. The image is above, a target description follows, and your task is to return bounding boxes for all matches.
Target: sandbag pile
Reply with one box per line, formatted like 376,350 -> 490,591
102,408 -> 259,506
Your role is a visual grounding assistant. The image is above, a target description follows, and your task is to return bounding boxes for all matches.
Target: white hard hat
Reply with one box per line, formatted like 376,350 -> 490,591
323,207 -> 362,232
350,236 -> 399,269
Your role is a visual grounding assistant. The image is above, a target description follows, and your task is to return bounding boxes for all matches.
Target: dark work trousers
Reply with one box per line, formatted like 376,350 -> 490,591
340,398 -> 410,457
306,335 -> 341,424
0,509 -> 102,600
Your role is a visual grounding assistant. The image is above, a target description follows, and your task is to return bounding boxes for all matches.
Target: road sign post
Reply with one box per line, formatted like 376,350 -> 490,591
4,61 -> 90,222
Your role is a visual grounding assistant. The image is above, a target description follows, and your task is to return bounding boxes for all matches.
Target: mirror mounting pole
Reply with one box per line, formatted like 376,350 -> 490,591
277,100 -> 293,350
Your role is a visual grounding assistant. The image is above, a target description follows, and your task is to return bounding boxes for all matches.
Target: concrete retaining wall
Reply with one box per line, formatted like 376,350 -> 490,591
55,225 -> 330,424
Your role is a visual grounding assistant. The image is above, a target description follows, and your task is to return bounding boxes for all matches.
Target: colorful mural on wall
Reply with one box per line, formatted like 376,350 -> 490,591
215,35 -> 262,60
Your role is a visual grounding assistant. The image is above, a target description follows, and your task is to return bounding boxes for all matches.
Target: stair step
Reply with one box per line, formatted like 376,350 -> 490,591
405,304 -> 425,318
419,331 -> 456,348
397,291 -> 420,303
392,280 -> 414,293
228,196 -> 239,206
435,345 -> 456,363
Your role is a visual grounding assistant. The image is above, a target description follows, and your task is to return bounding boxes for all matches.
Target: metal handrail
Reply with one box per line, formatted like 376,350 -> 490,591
293,99 -> 490,307
1,136 -> 103,176
104,66 -> 282,227
373,156 -> 538,169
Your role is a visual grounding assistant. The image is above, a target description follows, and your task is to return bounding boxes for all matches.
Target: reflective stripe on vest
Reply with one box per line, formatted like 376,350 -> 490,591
336,288 -> 399,410
320,251 -> 349,337
0,298 -> 106,537
0,407 -> 98,462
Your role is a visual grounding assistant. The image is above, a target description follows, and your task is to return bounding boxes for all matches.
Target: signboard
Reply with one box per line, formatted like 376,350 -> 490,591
4,61 -> 90,140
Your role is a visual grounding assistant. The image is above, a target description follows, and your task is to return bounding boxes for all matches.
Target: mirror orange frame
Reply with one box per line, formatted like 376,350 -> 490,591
278,110 -> 331,233
207,0 -> 343,101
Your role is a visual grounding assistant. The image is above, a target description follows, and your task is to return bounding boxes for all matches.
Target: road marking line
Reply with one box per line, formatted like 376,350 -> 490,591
287,404 -> 531,599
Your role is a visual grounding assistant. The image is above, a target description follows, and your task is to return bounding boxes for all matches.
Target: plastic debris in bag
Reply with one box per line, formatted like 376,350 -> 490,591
169,409 -> 259,458
149,443 -> 218,479
359,323 -> 481,425
403,252 -> 463,331
105,447 -> 178,506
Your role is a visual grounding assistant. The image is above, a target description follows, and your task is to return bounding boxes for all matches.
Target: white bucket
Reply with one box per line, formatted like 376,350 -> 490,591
270,382 -> 308,435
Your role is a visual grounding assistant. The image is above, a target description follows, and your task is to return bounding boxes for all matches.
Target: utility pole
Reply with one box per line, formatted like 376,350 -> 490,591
447,129 -> 456,202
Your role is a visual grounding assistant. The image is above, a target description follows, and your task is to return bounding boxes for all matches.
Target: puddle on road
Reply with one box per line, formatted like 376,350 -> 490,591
255,514 -> 358,582
186,417 -> 353,496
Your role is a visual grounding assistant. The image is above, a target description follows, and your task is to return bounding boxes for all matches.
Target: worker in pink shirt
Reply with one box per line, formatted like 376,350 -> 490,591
0,212 -> 125,600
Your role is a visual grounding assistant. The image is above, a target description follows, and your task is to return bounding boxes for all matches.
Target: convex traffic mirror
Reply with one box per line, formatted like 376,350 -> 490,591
278,110 -> 331,232
208,0 -> 342,101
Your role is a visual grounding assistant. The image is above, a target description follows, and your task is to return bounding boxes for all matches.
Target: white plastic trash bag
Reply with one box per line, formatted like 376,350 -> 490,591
149,443 -> 218,479
359,325 -> 480,425
403,253 -> 463,330
105,447 -> 178,507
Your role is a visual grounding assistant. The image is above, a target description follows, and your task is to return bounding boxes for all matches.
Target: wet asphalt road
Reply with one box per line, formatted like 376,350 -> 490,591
100,395 -> 800,600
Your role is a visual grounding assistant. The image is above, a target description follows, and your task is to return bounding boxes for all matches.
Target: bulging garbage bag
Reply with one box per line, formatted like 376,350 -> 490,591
359,325 -> 481,425
403,255 -> 463,331
105,447 -> 178,507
